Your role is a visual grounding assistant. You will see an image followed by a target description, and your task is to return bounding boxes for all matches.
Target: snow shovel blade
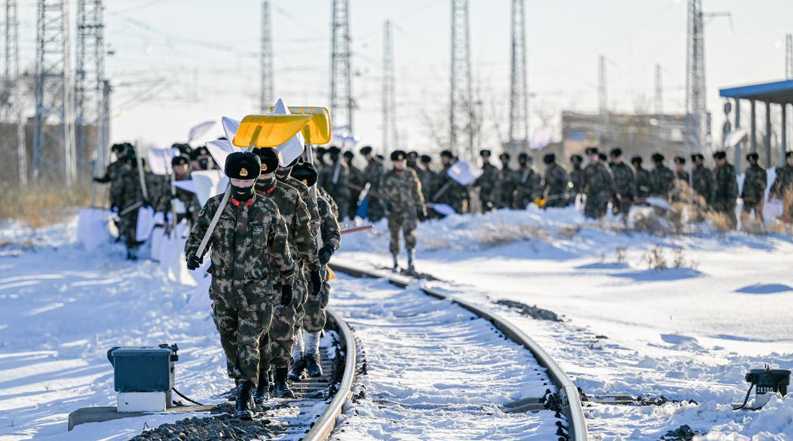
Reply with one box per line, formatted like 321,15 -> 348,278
232,114 -> 313,148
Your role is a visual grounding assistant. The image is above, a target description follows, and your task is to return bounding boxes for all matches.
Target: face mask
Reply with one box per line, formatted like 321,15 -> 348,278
255,175 -> 276,192
231,183 -> 255,201
276,167 -> 291,179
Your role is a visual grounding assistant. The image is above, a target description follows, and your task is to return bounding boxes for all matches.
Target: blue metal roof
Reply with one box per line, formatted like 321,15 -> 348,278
719,79 -> 793,104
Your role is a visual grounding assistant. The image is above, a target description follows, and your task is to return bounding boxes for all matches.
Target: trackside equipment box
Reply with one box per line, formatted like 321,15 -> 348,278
107,344 -> 178,412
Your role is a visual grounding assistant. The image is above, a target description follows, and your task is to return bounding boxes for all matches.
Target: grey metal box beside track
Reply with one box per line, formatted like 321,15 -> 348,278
107,347 -> 175,393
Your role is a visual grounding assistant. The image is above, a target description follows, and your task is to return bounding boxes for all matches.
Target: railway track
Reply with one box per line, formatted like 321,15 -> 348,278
330,260 -> 589,441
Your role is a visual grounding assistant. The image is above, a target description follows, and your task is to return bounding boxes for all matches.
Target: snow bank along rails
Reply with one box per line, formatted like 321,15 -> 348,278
330,261 -> 588,441
67,308 -> 357,441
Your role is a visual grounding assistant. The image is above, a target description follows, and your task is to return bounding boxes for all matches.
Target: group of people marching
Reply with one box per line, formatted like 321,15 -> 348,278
316,144 -> 793,233
94,138 -> 793,420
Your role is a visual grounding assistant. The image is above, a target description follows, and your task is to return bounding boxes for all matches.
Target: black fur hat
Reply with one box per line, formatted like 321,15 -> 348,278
570,154 -> 583,163
253,148 -> 280,174
420,154 -> 432,164
225,151 -> 261,180
651,153 -> 665,163
746,152 -> 760,162
391,150 -> 407,161
713,150 -> 727,160
543,153 -> 556,164
630,155 -> 643,165
609,147 -> 623,158
674,156 -> 686,165
291,161 -> 319,187
359,145 -> 373,155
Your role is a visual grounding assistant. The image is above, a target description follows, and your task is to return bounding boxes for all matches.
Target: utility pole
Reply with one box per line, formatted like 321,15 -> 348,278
382,19 -> 397,153
2,0 -> 25,185
330,0 -> 353,137
685,0 -> 706,154
506,0 -> 528,156
259,0 -> 273,111
34,0 -> 76,185
598,54 -> 609,143
76,0 -> 107,178
654,63 -> 663,114
786,33 -> 792,80
450,0 -> 473,159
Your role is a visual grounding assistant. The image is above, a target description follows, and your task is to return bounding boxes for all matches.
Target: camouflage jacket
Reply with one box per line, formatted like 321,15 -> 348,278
741,164 -> 767,203
319,160 -> 351,201
475,163 -> 500,199
498,166 -> 517,206
675,170 -> 690,183
583,162 -> 614,198
318,187 -> 340,221
634,166 -> 652,199
713,163 -> 739,205
543,163 -> 569,201
257,181 -> 320,273
770,164 -> 793,198
281,175 -> 321,239
610,162 -> 635,198
156,181 -> 202,224
431,165 -> 466,208
363,159 -> 385,192
381,168 -> 425,213
513,166 -> 542,208
691,165 -> 714,204
99,160 -> 127,208
649,165 -> 675,197
317,191 -> 341,252
416,167 -> 436,203
184,193 -> 294,284
569,166 -> 585,195
111,163 -> 150,211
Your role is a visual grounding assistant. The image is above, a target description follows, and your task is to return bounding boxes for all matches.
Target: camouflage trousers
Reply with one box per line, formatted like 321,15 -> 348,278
584,192 -> 610,219
260,273 -> 308,370
367,197 -> 386,222
388,211 -> 418,254
210,278 -> 275,385
303,279 -> 330,333
119,209 -> 139,247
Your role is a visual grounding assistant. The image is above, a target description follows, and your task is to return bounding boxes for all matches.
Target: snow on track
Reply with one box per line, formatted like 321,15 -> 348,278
330,275 -> 560,440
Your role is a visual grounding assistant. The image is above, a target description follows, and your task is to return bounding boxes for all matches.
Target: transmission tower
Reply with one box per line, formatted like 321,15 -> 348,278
685,0 -> 706,153
654,63 -> 663,114
382,19 -> 397,152
450,0 -> 473,158
598,55 -> 607,115
259,0 -> 273,111
2,0 -> 25,185
76,0 -> 107,177
786,33 -> 792,79
330,0 -> 353,136
506,0 -> 528,155
33,0 -> 76,185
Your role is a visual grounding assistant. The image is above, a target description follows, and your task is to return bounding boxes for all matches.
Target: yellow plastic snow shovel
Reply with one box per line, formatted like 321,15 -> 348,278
232,114 -> 313,148
265,106 -> 332,145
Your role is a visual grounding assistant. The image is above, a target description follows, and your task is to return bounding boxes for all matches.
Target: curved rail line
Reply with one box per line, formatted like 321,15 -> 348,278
302,308 -> 357,441
329,261 -> 588,441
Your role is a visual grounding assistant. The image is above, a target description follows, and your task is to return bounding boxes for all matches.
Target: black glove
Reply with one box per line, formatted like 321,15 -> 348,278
281,284 -> 293,306
310,270 -> 322,296
187,254 -> 202,270
318,245 -> 334,266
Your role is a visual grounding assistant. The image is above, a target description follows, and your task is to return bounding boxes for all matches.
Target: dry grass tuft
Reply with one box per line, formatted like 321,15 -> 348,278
0,183 -> 92,228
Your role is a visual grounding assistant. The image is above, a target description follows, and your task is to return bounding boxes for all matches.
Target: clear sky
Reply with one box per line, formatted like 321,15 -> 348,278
16,0 -> 793,152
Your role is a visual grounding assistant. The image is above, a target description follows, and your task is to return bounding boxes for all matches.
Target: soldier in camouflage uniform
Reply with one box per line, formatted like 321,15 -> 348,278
382,150 -> 426,272
417,154 -> 436,214
253,149 -> 322,401
740,152 -> 767,225
649,153 -> 675,199
111,147 -> 152,260
431,150 -> 466,214
770,151 -> 793,222
343,151 -> 364,219
474,149 -> 500,212
691,154 -> 714,206
360,146 -> 386,222
542,153 -> 569,208
302,184 -> 340,378
497,153 -> 516,209
318,146 -> 352,221
185,151 -> 295,418
712,150 -> 739,229
608,148 -> 635,219
630,156 -> 652,204
513,153 -> 541,209
583,147 -> 614,219
673,157 -> 690,184
568,154 -> 585,205
94,143 -> 130,235
155,155 -> 202,227
407,151 -> 419,171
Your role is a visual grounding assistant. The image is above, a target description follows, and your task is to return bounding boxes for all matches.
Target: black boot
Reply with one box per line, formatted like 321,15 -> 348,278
272,367 -> 295,399
253,368 -> 270,405
288,357 -> 306,381
305,352 -> 323,378
234,380 -> 254,419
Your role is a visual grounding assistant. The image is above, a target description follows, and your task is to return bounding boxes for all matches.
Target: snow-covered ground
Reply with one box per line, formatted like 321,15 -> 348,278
330,275 -> 561,440
338,207 -> 793,440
